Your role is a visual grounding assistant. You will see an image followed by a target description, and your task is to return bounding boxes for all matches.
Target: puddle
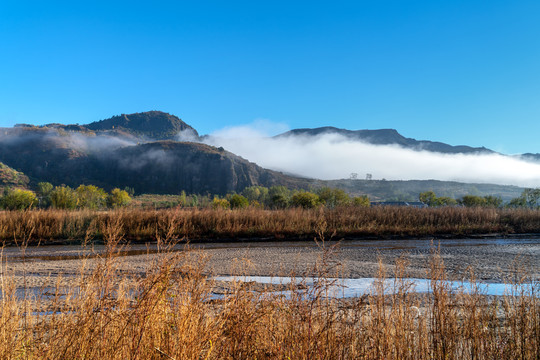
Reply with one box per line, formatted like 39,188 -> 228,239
214,276 -> 538,298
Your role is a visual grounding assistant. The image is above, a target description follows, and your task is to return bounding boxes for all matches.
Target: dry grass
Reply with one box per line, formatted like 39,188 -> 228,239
1,206 -> 540,245
0,222 -> 539,359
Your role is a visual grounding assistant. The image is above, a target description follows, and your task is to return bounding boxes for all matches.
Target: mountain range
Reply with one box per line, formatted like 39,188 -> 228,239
276,127 -> 494,154
0,110 -> 535,198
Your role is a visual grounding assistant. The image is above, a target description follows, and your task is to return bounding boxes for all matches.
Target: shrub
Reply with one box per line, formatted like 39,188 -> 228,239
242,186 -> 269,204
36,182 -> 53,207
76,185 -> 107,209
459,195 -> 487,207
268,186 -> 291,209
0,189 -> 37,210
107,188 -> 132,208
317,187 -> 350,207
50,186 -> 78,209
229,194 -> 249,209
291,191 -> 320,209
212,197 -> 230,210
352,195 -> 370,207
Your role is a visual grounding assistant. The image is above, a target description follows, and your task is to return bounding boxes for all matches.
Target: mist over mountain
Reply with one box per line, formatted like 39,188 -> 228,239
1,110 -> 539,197
277,127 -> 493,154
0,113 -> 308,194
203,123 -> 540,187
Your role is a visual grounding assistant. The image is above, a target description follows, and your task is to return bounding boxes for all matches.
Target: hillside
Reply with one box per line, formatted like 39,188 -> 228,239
0,162 -> 29,190
0,127 -> 309,195
86,111 -> 198,140
320,179 -> 524,202
94,141 -> 308,194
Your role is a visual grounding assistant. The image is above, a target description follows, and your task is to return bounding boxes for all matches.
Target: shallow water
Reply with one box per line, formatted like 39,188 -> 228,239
214,275 -> 538,297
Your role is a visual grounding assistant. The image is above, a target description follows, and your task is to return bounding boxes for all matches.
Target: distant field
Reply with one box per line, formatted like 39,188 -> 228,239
2,206 -> 540,245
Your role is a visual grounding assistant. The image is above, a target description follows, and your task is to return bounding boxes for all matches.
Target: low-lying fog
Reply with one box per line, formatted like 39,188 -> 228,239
199,121 -> 540,188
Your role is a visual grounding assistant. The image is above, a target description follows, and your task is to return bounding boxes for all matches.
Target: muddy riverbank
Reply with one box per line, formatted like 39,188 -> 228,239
1,238 -> 538,292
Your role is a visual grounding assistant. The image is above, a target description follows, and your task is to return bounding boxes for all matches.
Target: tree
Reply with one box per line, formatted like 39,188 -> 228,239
523,188 -> 540,208
352,195 -> 370,207
419,191 -> 438,207
0,189 -> 37,210
229,194 -> 249,209
419,191 -> 458,207
317,187 -> 350,208
76,185 -> 107,209
268,186 -> 291,209
483,195 -> 502,208
459,195 -> 487,207
242,186 -> 269,204
179,190 -> 187,207
508,196 -> 527,208
437,197 -> 457,206
212,196 -> 230,210
508,188 -> 540,208
36,182 -> 53,208
107,188 -> 131,208
291,191 -> 320,209
50,186 -> 78,209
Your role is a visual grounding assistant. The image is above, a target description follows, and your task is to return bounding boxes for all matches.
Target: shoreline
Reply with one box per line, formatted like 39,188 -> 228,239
2,237 -> 539,288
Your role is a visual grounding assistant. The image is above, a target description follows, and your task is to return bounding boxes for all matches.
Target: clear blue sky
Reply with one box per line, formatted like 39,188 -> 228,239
1,0 -> 539,154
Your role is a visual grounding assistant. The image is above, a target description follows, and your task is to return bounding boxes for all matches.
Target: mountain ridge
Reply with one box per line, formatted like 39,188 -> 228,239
0,110 -> 536,198
276,127 -> 494,154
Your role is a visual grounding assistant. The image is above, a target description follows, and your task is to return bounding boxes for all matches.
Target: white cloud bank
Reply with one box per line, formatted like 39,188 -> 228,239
202,122 -> 540,187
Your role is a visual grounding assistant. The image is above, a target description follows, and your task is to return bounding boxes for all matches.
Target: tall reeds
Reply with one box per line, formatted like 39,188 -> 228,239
0,206 -> 540,245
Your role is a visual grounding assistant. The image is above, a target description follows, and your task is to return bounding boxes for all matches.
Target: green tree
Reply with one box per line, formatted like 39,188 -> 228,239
268,186 -> 291,209
179,190 -> 187,207
523,188 -> 540,208
229,194 -> 249,209
508,188 -> 540,208
0,189 -> 38,210
437,197 -> 457,206
50,186 -> 78,209
291,191 -> 320,209
76,185 -> 107,209
242,186 -> 269,205
317,187 -> 350,208
483,195 -> 503,208
36,182 -> 54,208
459,195 -> 487,207
352,195 -> 370,207
190,194 -> 199,207
419,191 -> 457,207
508,196 -> 527,208
107,188 -> 131,208
419,191 -> 438,207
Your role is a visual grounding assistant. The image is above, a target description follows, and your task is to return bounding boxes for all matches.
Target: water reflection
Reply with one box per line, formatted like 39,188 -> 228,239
214,276 -> 538,297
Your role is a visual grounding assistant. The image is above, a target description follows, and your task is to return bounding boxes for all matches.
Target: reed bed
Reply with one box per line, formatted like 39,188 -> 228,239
1,206 -> 540,245
0,233 -> 538,359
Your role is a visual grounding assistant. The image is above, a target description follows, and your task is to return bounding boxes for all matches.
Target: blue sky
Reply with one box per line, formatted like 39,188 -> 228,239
1,0 -> 539,154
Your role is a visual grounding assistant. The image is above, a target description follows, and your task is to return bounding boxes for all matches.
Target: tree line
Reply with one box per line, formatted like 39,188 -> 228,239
5,182 -> 539,211
0,183 -> 131,210
212,186 -> 370,210
419,188 -> 540,208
